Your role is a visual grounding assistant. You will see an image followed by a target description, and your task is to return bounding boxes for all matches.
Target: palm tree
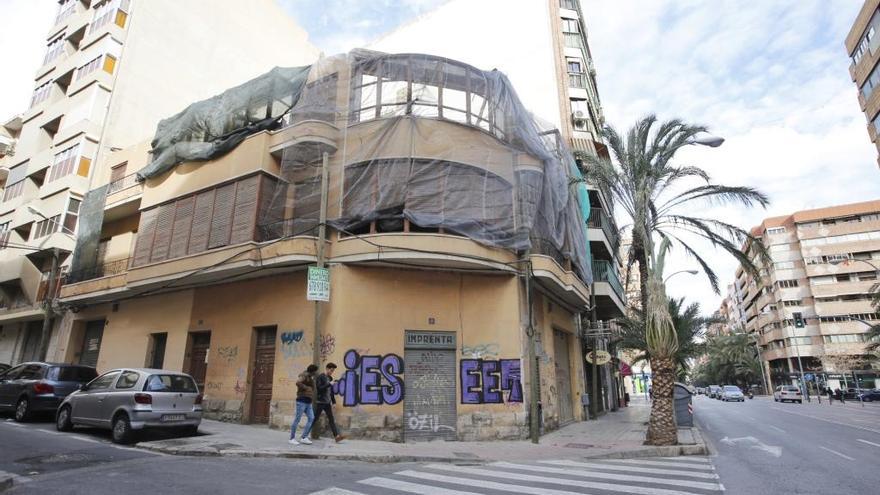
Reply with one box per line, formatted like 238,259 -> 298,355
578,115 -> 770,446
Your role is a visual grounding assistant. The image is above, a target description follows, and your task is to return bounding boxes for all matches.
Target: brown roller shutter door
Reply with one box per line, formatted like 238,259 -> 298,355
231,175 -> 259,244
208,183 -> 235,249
150,203 -> 175,262
132,208 -> 158,267
168,196 -> 195,258
188,189 -> 215,254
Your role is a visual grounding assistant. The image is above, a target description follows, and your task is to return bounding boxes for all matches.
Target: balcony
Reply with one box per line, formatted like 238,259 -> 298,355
270,119 -> 341,163
814,299 -> 875,316
811,280 -> 878,298
66,257 -> 130,284
587,207 -> 620,252
592,259 -> 624,303
105,171 -> 142,211
0,255 -> 42,303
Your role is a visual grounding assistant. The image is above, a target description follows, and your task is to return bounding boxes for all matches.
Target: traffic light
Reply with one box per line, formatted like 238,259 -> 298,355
793,312 -> 805,328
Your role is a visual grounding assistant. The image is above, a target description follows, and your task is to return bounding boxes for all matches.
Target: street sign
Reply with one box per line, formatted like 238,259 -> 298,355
804,373 -> 814,382
307,266 -> 330,301
586,349 -> 611,365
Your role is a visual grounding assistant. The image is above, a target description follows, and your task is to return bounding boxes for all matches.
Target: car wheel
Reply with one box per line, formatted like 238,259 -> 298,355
774,397 -> 778,402
798,400 -> 803,404
112,413 -> 134,444
14,398 -> 30,422
56,406 -> 74,432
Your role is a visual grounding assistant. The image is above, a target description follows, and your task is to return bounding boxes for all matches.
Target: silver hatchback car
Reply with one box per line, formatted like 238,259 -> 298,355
56,368 -> 202,444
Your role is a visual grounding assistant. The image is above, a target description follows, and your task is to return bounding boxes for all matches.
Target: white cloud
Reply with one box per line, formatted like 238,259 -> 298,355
583,0 -> 877,315
0,0 -> 56,122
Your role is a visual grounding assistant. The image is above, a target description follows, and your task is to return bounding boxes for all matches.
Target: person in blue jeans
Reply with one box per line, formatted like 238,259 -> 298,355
289,364 -> 318,445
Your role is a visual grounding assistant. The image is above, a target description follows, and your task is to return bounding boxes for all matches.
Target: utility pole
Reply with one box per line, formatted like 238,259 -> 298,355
311,152 -> 330,366
752,335 -> 769,395
37,248 -> 60,361
524,258 -> 540,444
589,283 -> 598,419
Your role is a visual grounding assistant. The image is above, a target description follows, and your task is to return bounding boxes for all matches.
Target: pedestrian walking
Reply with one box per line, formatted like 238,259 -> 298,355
826,387 -> 833,404
289,364 -> 318,446
837,388 -> 846,404
313,362 -> 346,442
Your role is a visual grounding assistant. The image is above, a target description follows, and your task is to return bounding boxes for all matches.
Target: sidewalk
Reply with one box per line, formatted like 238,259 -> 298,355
137,397 -> 708,463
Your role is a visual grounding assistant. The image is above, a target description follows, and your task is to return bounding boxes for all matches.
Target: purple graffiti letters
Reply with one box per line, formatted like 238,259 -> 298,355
332,350 -> 405,406
460,358 -> 523,404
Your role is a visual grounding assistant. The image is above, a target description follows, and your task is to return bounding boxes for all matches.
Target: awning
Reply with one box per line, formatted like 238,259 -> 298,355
619,361 -> 633,377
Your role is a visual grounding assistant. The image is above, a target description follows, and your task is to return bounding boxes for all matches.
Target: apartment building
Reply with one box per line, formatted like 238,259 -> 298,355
735,200 -> 880,392
0,0 -> 319,366
847,0 -> 880,168
57,49 -> 593,441
371,0 -> 624,413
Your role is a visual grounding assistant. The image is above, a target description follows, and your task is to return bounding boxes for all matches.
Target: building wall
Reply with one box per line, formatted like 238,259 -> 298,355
57,265 -> 584,441
846,0 -> 880,166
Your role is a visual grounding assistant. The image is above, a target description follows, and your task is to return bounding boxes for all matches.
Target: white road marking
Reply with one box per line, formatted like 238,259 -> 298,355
67,435 -> 101,444
820,446 -> 855,461
596,458 -> 715,469
720,436 -> 781,457
423,463 -> 703,495
2,422 -> 23,427
307,488 -> 369,495
397,469 -> 609,495
541,460 -> 720,479
857,439 -> 880,448
766,425 -> 786,434
358,476 -> 483,495
491,461 -> 722,490
770,406 -> 880,434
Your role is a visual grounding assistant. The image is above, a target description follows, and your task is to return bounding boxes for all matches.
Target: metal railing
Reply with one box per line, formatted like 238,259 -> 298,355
107,172 -> 140,194
65,257 -> 130,284
587,208 -> 620,250
592,259 -> 624,302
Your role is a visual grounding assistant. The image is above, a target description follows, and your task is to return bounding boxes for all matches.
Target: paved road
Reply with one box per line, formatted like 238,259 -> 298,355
0,413 -> 725,494
694,394 -> 880,495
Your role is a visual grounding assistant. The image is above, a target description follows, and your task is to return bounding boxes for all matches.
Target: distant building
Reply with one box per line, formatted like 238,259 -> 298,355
846,0 -> 880,168
733,200 -> 880,392
0,0 -> 319,366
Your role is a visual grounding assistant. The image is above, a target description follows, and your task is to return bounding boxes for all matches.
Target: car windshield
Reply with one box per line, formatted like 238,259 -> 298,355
723,386 -> 740,392
784,387 -> 800,392
49,366 -> 98,382
144,374 -> 197,393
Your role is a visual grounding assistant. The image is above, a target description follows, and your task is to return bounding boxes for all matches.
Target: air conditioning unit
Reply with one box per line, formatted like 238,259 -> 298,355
0,135 -> 12,156
572,110 -> 587,129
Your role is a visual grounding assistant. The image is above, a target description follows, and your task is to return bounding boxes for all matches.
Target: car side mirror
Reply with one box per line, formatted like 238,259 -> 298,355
79,384 -> 88,391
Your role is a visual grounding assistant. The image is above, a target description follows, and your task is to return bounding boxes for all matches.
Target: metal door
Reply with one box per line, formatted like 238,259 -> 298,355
149,333 -> 167,369
554,329 -> 574,424
404,342 -> 457,442
79,320 -> 105,368
187,332 -> 211,392
250,326 -> 277,424
20,322 -> 42,363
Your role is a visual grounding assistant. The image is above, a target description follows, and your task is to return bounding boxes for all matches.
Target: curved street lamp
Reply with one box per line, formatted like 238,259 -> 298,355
664,269 -> 699,284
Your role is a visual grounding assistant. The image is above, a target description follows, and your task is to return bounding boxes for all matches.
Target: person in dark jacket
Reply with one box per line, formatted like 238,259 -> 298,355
313,362 -> 345,442
289,364 -> 318,445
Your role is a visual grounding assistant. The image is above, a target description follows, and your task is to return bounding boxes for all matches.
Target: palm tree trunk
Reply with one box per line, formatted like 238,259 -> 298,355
633,236 -> 649,313
646,356 -> 678,446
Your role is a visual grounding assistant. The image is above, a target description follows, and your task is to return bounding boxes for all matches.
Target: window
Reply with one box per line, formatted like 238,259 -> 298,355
33,215 -> 61,239
49,366 -> 97,382
89,0 -> 130,33
55,0 -> 76,25
562,19 -> 580,33
18,364 -> 45,380
63,198 -> 81,234
802,231 -> 880,246
776,279 -> 799,289
766,226 -> 786,234
769,244 -> 789,253
567,58 -> 585,88
87,371 -> 121,390
560,0 -> 577,9
31,81 -> 53,108
852,10 -> 879,65
783,300 -> 802,307
115,371 -> 140,389
144,374 -> 197,393
48,144 -> 85,182
2,180 -> 25,202
43,36 -> 65,65
0,222 -> 10,250
773,261 -> 795,270
823,334 -> 867,344
74,55 -> 108,81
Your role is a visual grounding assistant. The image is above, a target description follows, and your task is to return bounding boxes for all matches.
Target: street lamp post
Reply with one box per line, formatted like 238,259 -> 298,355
663,269 -> 699,284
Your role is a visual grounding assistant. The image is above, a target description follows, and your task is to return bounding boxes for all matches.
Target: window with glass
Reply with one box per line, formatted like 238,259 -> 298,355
89,0 -> 131,33
2,180 -> 25,202
349,55 -> 506,140
43,36 -> 65,65
31,81 -> 53,108
55,0 -> 76,25
861,63 -> 880,100
87,371 -> 121,390
852,10 -> 879,65
560,0 -> 578,10
823,334 -> 867,344
33,215 -> 61,239
562,19 -> 580,33
48,144 -> 81,182
64,198 -> 81,234
74,54 -> 116,82
0,221 -> 10,250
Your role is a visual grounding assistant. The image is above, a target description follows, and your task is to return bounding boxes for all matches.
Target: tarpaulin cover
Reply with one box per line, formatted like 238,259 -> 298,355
134,49 -> 593,283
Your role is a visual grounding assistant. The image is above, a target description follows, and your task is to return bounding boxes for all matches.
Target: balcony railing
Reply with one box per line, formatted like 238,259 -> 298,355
107,171 -> 140,194
587,207 -> 620,250
592,259 -> 624,301
66,257 -> 130,284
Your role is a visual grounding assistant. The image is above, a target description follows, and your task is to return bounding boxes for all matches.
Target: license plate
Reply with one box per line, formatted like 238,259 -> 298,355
161,414 -> 186,422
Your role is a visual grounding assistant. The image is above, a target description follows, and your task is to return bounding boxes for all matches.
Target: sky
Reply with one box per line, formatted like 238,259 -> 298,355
2,1 -> 877,317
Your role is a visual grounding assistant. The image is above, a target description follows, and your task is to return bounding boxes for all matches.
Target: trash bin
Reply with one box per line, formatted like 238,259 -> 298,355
673,382 -> 693,427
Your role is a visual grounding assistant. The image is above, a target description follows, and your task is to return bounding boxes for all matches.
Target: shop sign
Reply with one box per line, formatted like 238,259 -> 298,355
307,266 -> 330,301
586,349 -> 611,365
405,331 -> 456,349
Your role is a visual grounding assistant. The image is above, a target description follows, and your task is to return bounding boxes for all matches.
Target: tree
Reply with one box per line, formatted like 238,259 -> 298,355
579,115 -> 769,446
693,331 -> 764,390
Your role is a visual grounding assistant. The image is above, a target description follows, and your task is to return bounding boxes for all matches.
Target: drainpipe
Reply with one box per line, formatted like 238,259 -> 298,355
589,280 -> 598,419
524,257 -> 539,444
311,151 -> 330,366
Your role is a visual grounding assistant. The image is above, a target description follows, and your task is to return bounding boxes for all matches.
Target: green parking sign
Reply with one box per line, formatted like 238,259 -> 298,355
307,266 -> 330,301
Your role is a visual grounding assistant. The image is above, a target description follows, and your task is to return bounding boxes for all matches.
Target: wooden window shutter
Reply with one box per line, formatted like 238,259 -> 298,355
103,55 -> 117,74
150,203 -> 175,262
230,175 -> 259,244
132,208 -> 158,267
77,157 -> 92,177
168,196 -> 194,259
257,175 -> 282,240
208,183 -> 235,249
188,189 -> 215,254
110,163 -> 127,183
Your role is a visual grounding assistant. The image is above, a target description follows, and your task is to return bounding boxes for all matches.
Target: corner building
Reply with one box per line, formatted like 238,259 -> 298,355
847,0 -> 880,167
58,51 -> 593,441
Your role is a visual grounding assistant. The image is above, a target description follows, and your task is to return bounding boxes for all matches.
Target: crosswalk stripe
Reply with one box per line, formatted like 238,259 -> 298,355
540,460 -> 719,479
422,464 -> 708,495
396,470 -> 597,495
857,439 -> 880,448
593,458 -> 715,470
358,476 -> 483,495
491,461 -> 722,491
307,488 -> 369,495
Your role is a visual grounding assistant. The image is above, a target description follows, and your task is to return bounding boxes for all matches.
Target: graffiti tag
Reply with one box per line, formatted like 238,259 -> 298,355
320,334 -> 336,360
406,412 -> 454,433
281,330 -> 305,344
217,346 -> 239,364
332,350 -> 404,406
461,343 -> 500,359
460,358 -> 523,404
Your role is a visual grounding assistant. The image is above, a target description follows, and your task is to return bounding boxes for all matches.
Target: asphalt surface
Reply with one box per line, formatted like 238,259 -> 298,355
694,394 -> 880,495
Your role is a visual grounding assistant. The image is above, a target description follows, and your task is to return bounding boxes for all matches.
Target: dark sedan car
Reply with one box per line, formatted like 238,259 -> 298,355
0,362 -> 98,421
857,389 -> 880,402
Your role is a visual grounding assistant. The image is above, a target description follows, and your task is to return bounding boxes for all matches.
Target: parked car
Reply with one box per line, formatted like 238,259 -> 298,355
708,385 -> 722,399
857,389 -> 880,402
774,385 -> 803,403
721,385 -> 744,402
57,368 -> 203,444
0,362 -> 98,421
